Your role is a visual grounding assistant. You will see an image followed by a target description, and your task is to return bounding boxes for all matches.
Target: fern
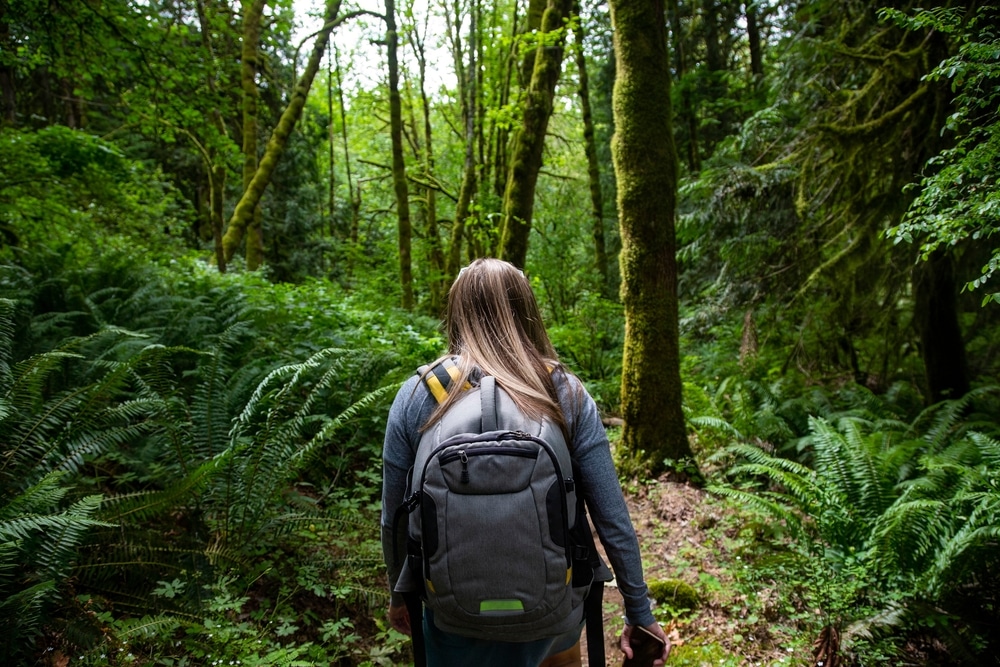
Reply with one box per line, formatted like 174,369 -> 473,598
0,472 -> 112,661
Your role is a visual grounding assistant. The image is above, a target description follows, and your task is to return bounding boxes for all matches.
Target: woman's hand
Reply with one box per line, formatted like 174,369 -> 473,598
620,622 -> 671,665
388,603 -> 412,636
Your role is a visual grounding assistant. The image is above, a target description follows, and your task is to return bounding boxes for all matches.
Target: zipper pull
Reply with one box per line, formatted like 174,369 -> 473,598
460,450 -> 469,484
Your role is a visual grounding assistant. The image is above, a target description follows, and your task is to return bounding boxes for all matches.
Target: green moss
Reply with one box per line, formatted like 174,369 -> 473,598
666,642 -> 744,666
647,578 -> 700,614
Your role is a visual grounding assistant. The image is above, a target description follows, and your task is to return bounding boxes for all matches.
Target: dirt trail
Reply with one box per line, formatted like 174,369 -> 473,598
581,477 -> 792,666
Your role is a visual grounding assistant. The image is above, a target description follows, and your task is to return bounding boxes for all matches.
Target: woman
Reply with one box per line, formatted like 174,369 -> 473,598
380,258 -> 670,666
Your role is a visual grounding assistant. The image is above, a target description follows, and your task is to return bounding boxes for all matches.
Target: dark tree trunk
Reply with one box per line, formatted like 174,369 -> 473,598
914,249 -> 970,403
609,0 -> 694,475
386,0 -> 413,309
0,16 -> 15,124
668,0 -> 699,172
745,1 -> 763,79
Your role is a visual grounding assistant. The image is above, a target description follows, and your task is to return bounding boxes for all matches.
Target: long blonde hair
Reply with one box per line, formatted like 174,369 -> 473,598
422,258 -> 566,433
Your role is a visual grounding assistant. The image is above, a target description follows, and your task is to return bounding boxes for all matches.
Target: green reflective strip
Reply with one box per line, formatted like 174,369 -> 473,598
480,599 -> 524,613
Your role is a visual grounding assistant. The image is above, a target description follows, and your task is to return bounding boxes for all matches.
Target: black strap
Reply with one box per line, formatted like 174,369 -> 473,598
585,582 -> 605,667
480,375 -> 498,431
402,591 -> 426,667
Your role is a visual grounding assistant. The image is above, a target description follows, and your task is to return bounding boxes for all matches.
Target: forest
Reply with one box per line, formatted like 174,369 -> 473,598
0,0 -> 998,664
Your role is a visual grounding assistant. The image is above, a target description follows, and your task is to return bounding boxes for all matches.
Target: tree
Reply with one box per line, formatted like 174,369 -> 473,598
571,0 -> 610,295
240,0 -> 267,271
885,5 -> 1000,307
385,0 -> 414,309
609,0 -> 694,474
221,0 -> 369,265
498,0 -> 573,268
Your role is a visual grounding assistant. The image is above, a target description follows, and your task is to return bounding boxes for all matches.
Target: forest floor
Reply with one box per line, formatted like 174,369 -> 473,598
585,477 -> 802,667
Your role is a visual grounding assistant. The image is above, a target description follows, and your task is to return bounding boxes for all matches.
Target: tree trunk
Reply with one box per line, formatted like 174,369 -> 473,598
668,0 -> 699,172
386,0 -> 413,309
448,0 -> 478,277
913,249 -> 970,403
327,42 -> 336,236
609,0 -> 694,475
571,0 -> 609,295
499,0 -> 572,269
0,16 -> 15,125
211,164 -> 227,271
241,0 -> 267,271
488,6 -> 520,205
221,0 -> 348,262
745,1 -> 763,80
333,45 -> 360,245
410,9 -> 445,313
196,0 -> 232,273
518,0 -> 548,87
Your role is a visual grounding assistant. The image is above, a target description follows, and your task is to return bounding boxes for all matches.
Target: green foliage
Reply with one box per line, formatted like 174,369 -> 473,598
0,245 -> 437,663
0,472 -> 113,661
0,127 -> 192,259
883,6 -> 1000,303
708,386 -> 1000,660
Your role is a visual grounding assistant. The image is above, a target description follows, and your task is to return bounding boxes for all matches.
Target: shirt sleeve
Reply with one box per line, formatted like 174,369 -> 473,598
557,373 -> 656,628
380,375 -> 432,605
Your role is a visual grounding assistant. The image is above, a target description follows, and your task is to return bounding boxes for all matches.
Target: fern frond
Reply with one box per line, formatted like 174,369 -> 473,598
689,415 -> 745,440
708,484 -> 806,535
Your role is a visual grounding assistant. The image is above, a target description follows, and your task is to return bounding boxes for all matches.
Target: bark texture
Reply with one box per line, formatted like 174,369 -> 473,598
386,0 -> 413,309
241,0 -> 266,270
609,0 -> 694,474
499,0 -> 572,269
221,0 -> 346,262
571,0 -> 609,294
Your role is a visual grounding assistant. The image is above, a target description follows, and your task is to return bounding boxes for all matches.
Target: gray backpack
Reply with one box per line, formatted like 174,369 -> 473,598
394,359 -> 608,664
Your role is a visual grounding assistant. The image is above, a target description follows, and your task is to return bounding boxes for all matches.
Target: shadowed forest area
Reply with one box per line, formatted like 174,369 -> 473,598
1,0 -> 998,664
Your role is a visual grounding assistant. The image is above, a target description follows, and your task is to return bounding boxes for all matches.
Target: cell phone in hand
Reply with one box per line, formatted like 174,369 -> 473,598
622,625 -> 666,667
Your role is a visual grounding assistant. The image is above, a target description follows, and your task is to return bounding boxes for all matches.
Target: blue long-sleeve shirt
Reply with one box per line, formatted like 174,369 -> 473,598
380,368 -> 656,627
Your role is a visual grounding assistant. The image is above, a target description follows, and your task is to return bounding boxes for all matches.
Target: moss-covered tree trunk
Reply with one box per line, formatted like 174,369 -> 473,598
571,0 -> 609,295
499,0 -> 572,269
386,0 -> 413,309
221,0 -> 348,263
241,0 -> 266,270
609,0 -> 694,475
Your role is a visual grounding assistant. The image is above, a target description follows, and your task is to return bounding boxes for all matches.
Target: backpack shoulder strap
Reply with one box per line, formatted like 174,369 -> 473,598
418,356 -> 463,404
480,375 -> 498,431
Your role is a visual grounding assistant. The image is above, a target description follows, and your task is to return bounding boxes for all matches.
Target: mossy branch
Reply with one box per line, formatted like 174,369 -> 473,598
815,83 -> 928,139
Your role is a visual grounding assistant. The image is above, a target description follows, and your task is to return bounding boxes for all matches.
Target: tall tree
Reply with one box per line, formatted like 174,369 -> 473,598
194,0 -> 233,273
498,0 -> 573,268
407,10 -> 446,312
221,0 -> 364,264
241,0 -> 267,270
609,0 -> 694,474
445,0 -> 478,275
571,0 -> 610,294
385,0 -> 413,308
